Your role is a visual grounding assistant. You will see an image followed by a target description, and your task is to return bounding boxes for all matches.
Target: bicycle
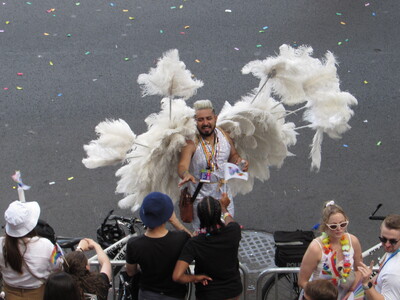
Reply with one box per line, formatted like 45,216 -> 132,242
257,204 -> 387,300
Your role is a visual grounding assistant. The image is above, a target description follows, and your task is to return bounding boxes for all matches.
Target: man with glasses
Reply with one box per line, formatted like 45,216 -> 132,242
359,214 -> 400,300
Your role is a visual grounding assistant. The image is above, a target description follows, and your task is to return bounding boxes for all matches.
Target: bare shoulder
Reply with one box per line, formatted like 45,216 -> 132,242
348,233 -> 361,247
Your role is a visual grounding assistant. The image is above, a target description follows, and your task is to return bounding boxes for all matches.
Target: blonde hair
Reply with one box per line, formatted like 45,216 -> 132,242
319,201 -> 348,232
193,100 -> 214,113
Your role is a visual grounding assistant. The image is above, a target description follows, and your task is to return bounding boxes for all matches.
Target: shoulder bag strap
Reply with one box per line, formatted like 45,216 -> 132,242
190,182 -> 204,203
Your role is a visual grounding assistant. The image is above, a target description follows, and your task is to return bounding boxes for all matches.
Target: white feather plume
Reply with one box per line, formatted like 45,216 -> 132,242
217,86 -> 297,196
137,49 -> 204,100
242,44 -> 357,171
82,119 -> 136,169
115,99 -> 196,211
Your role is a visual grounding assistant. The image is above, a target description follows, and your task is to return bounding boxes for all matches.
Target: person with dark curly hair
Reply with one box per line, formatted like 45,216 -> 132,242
63,238 -> 111,300
173,194 -> 242,300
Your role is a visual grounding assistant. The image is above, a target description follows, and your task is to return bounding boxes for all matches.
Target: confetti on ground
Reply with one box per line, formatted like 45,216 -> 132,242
180,32 -> 185,35
376,141 -> 382,146
26,2 -> 32,4
343,144 -> 349,148
129,17 -> 134,20
49,181 -> 55,185
46,8 -> 55,13
57,93 -> 62,96
170,6 -> 176,9
340,21 -> 346,25
16,86 -> 23,90
372,12 -> 376,16
160,30 -> 163,33
5,21 -> 10,24
263,26 -> 269,29
179,5 -> 183,9
0,30 -> 4,33
44,32 -> 50,36
225,9 -> 232,13
364,80 -> 368,84
110,3 -> 115,7
195,59 -> 200,63
17,73 -> 23,76
4,87 -> 9,90
67,177 -> 74,181
256,44 -> 262,48
363,120 -> 368,123
184,25 -> 190,29
234,47 -> 239,51
49,61 -> 53,65
85,51 -> 91,55
365,3 -> 370,6
336,12 -> 342,16
124,57 -> 129,61
122,9 -> 128,12
75,2 -> 80,5
66,33 -> 71,37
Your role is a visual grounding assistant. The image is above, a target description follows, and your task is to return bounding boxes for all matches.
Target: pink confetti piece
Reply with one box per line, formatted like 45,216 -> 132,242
3,87 -> 9,90
0,30 -> 4,33
17,72 -> 24,76
180,32 -> 185,35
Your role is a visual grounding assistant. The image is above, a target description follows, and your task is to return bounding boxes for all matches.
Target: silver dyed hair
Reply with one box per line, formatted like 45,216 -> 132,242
193,100 -> 214,112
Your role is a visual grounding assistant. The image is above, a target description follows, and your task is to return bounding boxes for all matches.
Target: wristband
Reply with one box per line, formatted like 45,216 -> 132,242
76,247 -> 83,252
223,212 -> 232,220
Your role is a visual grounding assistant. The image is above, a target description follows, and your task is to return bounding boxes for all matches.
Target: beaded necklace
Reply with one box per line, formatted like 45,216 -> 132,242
321,232 -> 352,284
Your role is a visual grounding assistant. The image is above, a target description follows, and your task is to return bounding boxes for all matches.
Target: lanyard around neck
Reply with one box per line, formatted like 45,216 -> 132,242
199,131 -> 218,169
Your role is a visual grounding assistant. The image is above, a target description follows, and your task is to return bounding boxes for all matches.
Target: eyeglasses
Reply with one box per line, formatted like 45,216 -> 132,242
325,221 -> 349,230
379,236 -> 400,245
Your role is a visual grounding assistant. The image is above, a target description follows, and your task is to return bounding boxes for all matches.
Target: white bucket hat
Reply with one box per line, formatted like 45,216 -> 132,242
4,200 -> 41,237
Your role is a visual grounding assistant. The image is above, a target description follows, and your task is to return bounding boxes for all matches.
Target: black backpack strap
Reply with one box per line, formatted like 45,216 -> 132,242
190,182 -> 204,203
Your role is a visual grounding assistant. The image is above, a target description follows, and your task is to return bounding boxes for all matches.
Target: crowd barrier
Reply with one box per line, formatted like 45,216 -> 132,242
89,260 -> 249,300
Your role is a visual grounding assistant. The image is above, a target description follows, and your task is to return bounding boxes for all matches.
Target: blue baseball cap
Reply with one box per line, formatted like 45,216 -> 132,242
140,192 -> 174,228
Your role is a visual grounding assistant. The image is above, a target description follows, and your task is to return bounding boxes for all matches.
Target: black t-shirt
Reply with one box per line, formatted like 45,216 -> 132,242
179,222 -> 242,300
126,230 -> 190,298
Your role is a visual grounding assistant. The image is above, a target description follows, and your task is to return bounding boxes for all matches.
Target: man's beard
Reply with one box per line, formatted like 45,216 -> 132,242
198,125 -> 215,137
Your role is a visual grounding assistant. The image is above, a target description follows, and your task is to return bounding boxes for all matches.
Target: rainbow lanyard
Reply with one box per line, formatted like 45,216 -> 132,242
199,132 -> 219,171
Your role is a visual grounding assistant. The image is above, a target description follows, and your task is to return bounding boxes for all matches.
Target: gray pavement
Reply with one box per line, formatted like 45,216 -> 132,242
1,0 -> 399,279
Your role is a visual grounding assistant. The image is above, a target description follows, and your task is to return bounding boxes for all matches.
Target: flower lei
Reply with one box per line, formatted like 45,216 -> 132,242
321,232 -> 352,285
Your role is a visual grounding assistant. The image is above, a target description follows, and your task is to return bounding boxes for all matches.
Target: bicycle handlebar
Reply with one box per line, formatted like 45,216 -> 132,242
109,215 -> 142,224
369,216 -> 385,221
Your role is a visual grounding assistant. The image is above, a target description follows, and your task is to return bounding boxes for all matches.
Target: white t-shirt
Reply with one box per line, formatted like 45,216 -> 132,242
376,251 -> 400,300
0,236 -> 58,288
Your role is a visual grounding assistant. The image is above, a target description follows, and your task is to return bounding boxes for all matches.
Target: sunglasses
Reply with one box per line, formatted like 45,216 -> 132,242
325,221 -> 349,230
379,236 -> 400,245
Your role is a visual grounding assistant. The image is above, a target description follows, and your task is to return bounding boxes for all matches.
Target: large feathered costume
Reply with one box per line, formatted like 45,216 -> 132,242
82,45 -> 357,211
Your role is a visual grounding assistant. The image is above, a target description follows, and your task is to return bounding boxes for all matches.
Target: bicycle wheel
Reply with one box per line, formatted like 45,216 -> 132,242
262,273 -> 301,300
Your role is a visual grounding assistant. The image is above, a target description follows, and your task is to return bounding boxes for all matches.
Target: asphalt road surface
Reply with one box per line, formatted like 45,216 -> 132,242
1,0 -> 399,256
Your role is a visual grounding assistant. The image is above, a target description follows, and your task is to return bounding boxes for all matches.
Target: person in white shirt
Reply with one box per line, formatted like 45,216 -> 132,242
0,200 -> 60,300
359,214 -> 400,300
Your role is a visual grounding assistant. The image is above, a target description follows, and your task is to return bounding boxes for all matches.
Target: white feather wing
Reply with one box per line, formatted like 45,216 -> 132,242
82,119 -> 136,169
137,49 -> 204,100
217,88 -> 297,196
115,99 -> 196,212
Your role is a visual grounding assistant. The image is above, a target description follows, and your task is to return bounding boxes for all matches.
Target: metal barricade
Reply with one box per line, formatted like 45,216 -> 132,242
256,267 -> 299,300
90,260 -> 249,300
255,266 -> 381,300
